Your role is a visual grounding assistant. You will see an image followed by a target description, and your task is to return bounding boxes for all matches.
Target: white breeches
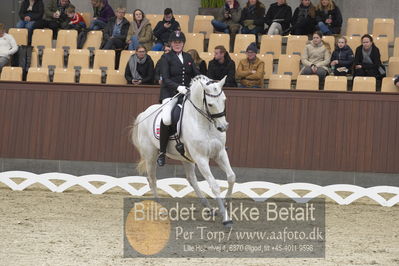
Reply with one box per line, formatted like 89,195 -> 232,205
161,97 -> 178,126
267,22 -> 283,35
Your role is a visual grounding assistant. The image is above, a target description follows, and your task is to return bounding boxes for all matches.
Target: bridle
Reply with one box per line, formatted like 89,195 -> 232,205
186,84 -> 226,123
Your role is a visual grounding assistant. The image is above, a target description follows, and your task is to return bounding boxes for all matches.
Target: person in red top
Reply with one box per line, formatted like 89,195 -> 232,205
66,5 -> 86,31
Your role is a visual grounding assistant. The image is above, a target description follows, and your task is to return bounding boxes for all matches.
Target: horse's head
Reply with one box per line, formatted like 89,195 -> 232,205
199,75 -> 229,132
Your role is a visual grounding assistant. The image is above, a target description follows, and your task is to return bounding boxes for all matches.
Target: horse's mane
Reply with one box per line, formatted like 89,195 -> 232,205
189,75 -> 212,87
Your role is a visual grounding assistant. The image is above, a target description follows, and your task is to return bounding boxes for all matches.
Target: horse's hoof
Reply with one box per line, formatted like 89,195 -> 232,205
223,220 -> 233,228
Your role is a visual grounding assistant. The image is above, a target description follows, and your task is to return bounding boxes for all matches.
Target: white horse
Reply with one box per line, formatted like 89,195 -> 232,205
131,75 -> 236,226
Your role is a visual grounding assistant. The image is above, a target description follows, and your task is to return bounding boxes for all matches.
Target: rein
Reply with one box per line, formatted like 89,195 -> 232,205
186,89 -> 226,123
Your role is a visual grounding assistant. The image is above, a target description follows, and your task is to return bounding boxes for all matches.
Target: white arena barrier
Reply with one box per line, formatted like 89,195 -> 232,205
0,171 -> 398,207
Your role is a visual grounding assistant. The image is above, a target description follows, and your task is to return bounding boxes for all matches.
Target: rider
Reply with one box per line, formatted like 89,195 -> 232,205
157,31 -> 200,166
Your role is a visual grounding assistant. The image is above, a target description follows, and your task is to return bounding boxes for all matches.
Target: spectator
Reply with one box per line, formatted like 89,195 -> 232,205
89,0 -> 114,30
125,45 -> 154,85
0,24 -> 18,73
152,8 -> 180,51
240,0 -> 266,35
101,7 -> 130,50
300,31 -> 331,86
126,9 -> 153,51
66,5 -> 86,32
315,0 -> 342,35
394,76 -> 399,88
154,44 -> 171,84
16,0 -> 44,44
264,0 -> 292,35
236,42 -> 265,88
330,37 -> 354,76
211,0 -> 241,50
291,0 -> 316,35
354,34 -> 386,80
207,45 -> 237,87
187,49 -> 207,75
35,0 -> 71,39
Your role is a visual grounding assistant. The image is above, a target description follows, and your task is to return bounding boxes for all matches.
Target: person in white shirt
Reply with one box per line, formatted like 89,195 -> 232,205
0,23 -> 18,72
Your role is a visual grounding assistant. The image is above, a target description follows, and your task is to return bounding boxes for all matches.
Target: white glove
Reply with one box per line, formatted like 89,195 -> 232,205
177,86 -> 188,95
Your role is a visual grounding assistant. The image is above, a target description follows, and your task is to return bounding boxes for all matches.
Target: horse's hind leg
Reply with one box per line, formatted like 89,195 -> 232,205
182,161 -> 211,209
145,156 -> 159,199
214,149 -> 236,200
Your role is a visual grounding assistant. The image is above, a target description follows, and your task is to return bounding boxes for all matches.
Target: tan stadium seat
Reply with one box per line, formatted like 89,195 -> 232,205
381,77 -> 399,93
324,76 -> 347,91
193,15 -> 214,39
258,54 -> 273,80
8,28 -> 28,46
68,49 -> 90,69
322,36 -> 335,50
296,75 -> 319,90
146,14 -> 163,30
41,48 -> 64,68
345,36 -> 361,53
93,49 -> 115,70
53,68 -> 75,83
208,33 -> 230,53
387,57 -> 399,77
31,50 -> 38,67
27,68 -> 49,82
79,69 -> 101,84
0,66 -> 23,81
175,15 -> 189,33
374,37 -> 389,62
147,51 -> 163,66
56,29 -> 78,50
106,70 -> 127,85
259,35 -> 282,59
229,53 -> 246,69
394,37 -> 399,57
268,74 -> 291,90
83,31 -> 103,50
32,29 -> 52,49
372,18 -> 395,43
346,18 -> 368,37
125,13 -> 134,23
119,50 -> 135,73
352,76 -> 376,92
286,35 -> 309,56
184,33 -> 204,53
234,34 -> 256,54
199,52 -> 214,66
277,54 -> 301,80
80,12 -> 92,27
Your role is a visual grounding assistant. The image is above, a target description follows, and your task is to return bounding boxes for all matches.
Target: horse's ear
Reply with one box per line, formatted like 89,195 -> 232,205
219,76 -> 227,89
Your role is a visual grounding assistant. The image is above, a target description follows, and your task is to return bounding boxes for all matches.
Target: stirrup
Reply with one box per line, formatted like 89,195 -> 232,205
157,152 -> 166,167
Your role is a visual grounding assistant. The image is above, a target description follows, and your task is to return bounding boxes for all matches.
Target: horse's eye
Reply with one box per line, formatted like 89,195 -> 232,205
208,104 -> 213,107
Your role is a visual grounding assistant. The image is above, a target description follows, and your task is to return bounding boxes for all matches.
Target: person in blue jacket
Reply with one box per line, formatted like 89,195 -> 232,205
330,37 -> 354,76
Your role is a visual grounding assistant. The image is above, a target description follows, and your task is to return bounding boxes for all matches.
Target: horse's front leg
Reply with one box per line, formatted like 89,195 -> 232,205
214,149 -> 236,201
194,157 -> 233,227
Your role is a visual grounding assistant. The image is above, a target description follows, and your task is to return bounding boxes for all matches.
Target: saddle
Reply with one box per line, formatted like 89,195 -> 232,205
153,103 -> 193,162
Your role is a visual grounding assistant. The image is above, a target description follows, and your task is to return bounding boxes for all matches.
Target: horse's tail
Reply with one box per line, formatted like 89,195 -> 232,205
131,115 -> 147,176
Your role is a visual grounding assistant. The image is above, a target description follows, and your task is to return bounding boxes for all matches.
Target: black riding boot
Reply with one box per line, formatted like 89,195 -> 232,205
157,121 -> 169,166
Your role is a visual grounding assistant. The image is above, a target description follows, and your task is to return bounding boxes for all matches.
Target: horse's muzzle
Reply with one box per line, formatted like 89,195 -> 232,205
217,123 -> 229,132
